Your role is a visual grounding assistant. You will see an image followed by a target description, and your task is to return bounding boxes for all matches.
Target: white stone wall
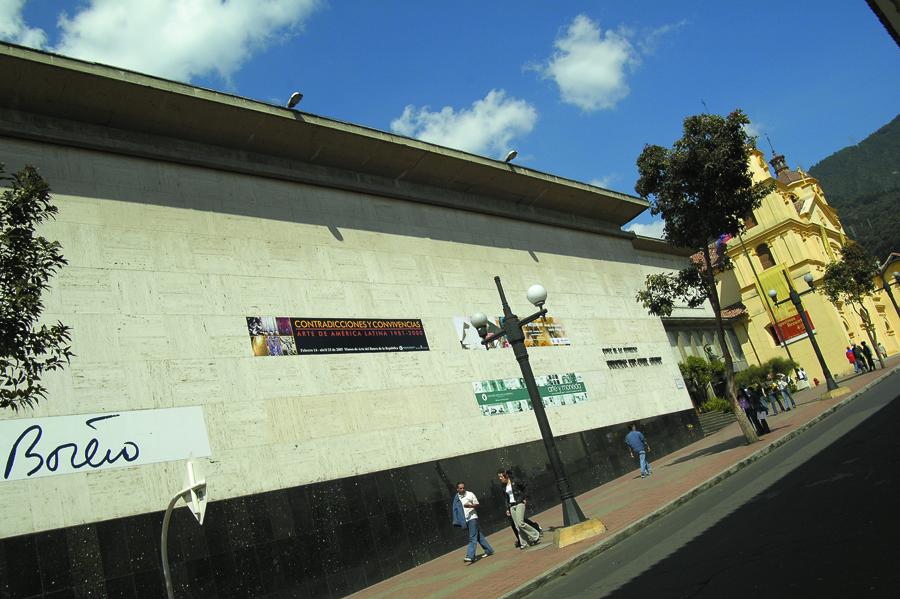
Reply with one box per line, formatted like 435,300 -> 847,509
0,139 -> 692,537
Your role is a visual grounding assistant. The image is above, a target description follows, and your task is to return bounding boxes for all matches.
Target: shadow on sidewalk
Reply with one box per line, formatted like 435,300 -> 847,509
664,435 -> 746,467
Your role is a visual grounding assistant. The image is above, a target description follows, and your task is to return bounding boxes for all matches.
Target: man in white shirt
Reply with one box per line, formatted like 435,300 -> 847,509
451,482 -> 495,563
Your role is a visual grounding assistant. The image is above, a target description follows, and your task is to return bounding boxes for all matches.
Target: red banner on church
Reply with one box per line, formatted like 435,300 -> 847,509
774,311 -> 814,343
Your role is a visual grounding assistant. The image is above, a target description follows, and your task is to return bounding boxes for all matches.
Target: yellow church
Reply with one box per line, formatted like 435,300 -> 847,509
715,148 -> 899,386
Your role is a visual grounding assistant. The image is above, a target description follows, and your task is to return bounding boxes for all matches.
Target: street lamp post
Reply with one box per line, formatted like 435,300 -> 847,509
881,271 -> 900,319
470,276 -> 587,527
768,272 -> 839,391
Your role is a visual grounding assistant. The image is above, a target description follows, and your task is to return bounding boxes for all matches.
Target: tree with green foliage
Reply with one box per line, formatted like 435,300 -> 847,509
821,241 -> 885,370
1,165 -> 73,411
679,355 -> 726,410
679,355 -> 724,395
634,110 -> 773,444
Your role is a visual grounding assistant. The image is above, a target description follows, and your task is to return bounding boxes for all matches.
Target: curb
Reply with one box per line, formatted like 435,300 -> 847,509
498,366 -> 900,599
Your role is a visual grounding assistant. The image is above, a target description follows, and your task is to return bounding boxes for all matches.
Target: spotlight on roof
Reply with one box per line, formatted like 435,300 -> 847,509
287,92 -> 303,109
504,150 -> 518,163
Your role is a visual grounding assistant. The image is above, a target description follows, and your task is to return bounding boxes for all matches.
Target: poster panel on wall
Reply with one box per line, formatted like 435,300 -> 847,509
247,317 -> 429,355
472,372 -> 588,416
453,316 -> 570,350
1,407 -> 211,482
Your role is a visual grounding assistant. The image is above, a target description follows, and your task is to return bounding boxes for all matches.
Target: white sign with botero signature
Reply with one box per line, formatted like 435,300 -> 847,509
1,407 -> 212,482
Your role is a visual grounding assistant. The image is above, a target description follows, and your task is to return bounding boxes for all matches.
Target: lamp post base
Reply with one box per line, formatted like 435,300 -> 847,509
822,387 -> 851,400
561,497 -> 587,527
555,518 -> 607,549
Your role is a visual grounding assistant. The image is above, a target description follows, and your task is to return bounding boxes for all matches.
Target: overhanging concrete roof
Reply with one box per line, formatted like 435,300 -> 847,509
0,42 -> 648,226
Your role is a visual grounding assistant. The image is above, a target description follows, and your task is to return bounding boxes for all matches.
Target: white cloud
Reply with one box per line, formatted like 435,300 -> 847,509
0,0 -> 48,48
50,0 -> 320,82
625,219 -> 666,239
533,15 -> 685,112
533,14 -> 638,112
391,90 -> 538,158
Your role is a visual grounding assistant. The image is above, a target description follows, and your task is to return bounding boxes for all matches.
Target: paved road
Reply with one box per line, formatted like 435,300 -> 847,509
525,371 -> 900,598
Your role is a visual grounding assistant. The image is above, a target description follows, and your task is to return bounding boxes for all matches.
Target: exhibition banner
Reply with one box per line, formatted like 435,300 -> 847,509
247,316 -> 429,355
453,316 -> 570,350
472,372 -> 588,416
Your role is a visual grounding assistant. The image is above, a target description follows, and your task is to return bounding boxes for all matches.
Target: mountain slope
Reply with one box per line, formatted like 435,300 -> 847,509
809,115 -> 900,260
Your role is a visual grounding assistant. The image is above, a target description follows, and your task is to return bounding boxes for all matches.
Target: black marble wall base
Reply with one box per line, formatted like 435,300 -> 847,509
0,409 -> 701,599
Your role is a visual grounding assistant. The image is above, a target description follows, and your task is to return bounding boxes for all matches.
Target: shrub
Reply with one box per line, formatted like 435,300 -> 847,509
700,396 -> 733,413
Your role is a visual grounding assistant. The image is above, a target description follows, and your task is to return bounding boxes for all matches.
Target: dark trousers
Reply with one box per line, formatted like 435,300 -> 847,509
744,408 -> 764,435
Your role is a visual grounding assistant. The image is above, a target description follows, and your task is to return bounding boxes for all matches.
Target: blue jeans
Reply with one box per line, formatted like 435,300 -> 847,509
639,450 -> 651,476
466,519 -> 493,559
781,389 -> 796,409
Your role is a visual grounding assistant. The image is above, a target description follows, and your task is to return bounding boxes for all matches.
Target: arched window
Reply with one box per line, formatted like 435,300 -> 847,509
756,243 -> 776,269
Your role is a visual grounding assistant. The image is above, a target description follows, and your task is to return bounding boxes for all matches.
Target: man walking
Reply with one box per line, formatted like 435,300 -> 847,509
625,423 -> 652,478
451,482 -> 494,563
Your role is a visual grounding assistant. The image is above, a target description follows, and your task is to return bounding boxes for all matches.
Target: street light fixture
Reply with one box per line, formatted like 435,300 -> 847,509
768,272 -> 839,391
287,91 -> 303,108
470,276 -> 587,527
504,150 -> 518,163
881,270 -> 900,318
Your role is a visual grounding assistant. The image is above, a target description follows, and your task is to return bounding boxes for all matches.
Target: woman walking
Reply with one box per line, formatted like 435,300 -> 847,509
497,469 -> 541,548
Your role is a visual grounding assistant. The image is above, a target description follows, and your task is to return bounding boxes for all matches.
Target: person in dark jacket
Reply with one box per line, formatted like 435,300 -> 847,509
752,391 -> 771,434
852,344 -> 868,373
497,469 -> 541,548
860,341 -> 876,371
740,386 -> 764,435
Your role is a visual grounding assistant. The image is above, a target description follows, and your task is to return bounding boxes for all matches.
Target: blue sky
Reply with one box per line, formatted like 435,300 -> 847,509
3,1 -> 898,237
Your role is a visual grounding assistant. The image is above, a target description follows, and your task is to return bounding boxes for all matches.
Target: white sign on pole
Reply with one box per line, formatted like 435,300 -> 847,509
1,407 -> 212,482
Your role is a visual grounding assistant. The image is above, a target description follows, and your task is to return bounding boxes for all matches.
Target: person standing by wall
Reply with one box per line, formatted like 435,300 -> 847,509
739,386 -> 764,435
752,392 -> 771,434
846,346 -> 859,374
496,470 -> 541,548
852,344 -> 868,373
775,373 -> 796,410
451,481 -> 494,563
625,423 -> 652,478
860,341 -> 877,371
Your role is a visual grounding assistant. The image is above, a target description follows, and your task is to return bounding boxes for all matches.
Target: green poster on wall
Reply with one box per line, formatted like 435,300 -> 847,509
472,372 -> 588,416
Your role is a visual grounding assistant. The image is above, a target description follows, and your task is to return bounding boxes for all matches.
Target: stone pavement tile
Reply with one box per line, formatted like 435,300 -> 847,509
347,358 -> 899,599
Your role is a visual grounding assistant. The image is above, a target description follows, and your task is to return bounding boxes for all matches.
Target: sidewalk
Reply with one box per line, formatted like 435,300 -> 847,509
347,359 -> 900,599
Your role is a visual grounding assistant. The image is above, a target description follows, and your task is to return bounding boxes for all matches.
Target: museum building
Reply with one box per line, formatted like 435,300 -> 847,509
0,43 -> 705,598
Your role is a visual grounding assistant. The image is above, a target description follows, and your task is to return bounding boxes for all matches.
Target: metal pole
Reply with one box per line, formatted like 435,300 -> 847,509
883,276 -> 900,319
161,491 -> 183,599
783,274 -> 839,391
493,276 -> 587,526
161,483 -> 205,599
